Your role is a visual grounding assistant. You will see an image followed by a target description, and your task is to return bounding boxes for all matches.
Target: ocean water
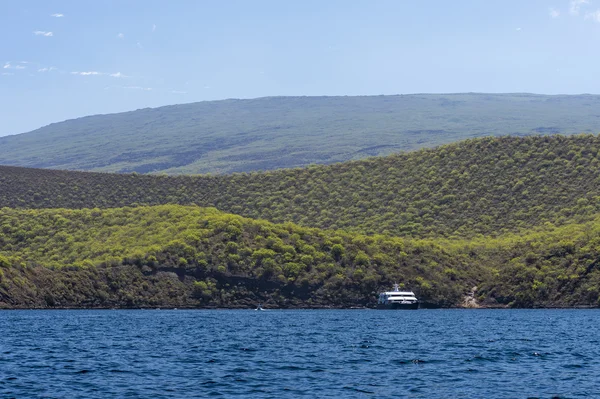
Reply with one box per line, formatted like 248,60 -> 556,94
0,309 -> 598,398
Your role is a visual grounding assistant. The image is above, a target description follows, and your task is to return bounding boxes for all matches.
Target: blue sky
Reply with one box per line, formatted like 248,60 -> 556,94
1,0 -> 600,136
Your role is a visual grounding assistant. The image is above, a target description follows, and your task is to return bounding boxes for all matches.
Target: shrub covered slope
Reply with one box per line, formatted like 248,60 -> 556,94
3,205 -> 600,308
0,205 -> 478,308
2,135 -> 600,237
1,94 -> 599,174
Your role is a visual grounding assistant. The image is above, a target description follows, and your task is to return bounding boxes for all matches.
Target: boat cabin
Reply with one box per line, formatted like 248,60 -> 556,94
377,283 -> 418,305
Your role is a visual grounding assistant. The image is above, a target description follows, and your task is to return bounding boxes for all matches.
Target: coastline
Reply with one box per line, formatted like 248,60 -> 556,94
1,304 -> 598,310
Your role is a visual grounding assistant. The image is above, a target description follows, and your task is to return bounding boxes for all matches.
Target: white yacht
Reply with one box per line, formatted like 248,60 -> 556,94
376,283 -> 419,309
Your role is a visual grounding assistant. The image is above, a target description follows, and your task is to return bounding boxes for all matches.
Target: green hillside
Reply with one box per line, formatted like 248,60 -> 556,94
3,135 -> 600,308
1,94 -> 599,174
2,135 -> 600,238
0,205 -> 476,308
2,205 -> 600,309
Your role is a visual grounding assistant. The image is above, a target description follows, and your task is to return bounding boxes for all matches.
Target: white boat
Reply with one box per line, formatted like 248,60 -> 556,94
376,283 -> 419,309
255,303 -> 264,311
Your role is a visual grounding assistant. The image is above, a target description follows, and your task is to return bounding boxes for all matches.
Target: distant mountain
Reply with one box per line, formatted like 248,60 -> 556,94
1,94 -> 599,174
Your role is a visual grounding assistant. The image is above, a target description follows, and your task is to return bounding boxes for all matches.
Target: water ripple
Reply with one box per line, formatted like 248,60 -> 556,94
1,309 -> 600,398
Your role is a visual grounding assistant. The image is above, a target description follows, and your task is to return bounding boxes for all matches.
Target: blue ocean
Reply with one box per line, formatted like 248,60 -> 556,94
0,309 -> 597,398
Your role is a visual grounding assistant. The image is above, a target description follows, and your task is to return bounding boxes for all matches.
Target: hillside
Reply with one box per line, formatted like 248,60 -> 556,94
2,135 -> 600,238
0,205 -> 477,308
3,204 -> 600,309
1,94 -> 600,174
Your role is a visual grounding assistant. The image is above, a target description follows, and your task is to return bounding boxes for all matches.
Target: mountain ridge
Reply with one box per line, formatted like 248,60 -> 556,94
1,93 -> 599,174
2,134 -> 600,238
6,92 -> 577,137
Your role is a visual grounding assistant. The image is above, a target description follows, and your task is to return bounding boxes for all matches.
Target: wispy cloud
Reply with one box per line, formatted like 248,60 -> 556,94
3,62 -> 26,70
516,27 -> 522,31
136,42 -> 143,49
71,71 -> 101,76
2,72 -> 14,76
33,31 -> 53,37
549,7 -> 560,18
38,67 -> 56,72
170,90 -> 187,94
50,13 -> 64,17
123,86 -> 152,91
570,0 -> 589,15
585,9 -> 600,21
117,33 -> 124,39
152,24 -> 157,32
71,71 -> 128,78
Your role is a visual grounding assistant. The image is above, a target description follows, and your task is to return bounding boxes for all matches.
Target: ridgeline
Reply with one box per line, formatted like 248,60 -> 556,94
2,135 -> 600,238
1,94 -> 599,174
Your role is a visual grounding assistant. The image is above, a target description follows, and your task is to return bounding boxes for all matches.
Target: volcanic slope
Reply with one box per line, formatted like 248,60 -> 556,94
0,205 -> 479,308
3,204 -> 600,309
2,135 -> 600,238
1,94 -> 600,174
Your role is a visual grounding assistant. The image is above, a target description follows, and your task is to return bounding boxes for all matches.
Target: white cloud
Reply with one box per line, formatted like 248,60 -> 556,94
117,33 -> 125,39
585,9 -> 600,21
549,7 -> 560,18
3,62 -> 25,70
152,24 -> 157,32
570,0 -> 589,15
71,71 -> 101,76
123,86 -> 152,91
2,72 -> 14,76
50,13 -> 64,17
137,42 -> 143,49
38,67 -> 56,72
33,31 -> 53,37
71,71 -> 129,78
516,27 -> 522,31
171,90 -> 187,94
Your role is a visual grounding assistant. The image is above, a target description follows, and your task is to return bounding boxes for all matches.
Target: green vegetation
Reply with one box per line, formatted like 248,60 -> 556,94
0,205 -> 478,308
2,204 -> 600,308
1,94 -> 599,174
4,134 -> 600,308
3,135 -> 600,238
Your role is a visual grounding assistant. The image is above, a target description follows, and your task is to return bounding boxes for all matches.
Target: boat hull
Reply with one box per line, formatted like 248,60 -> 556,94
376,302 -> 419,310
